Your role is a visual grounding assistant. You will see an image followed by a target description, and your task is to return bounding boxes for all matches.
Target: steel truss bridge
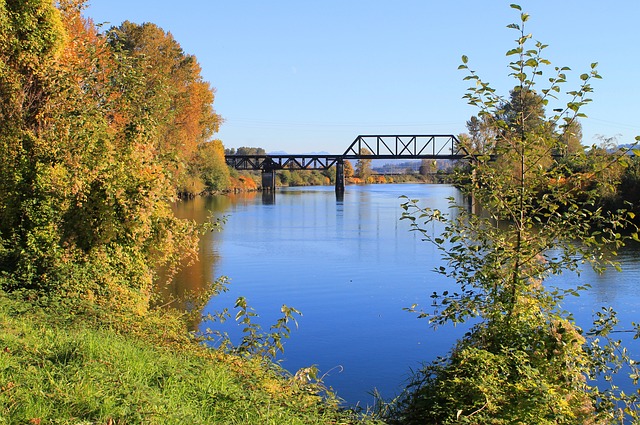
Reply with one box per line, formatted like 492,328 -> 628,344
225,134 -> 468,193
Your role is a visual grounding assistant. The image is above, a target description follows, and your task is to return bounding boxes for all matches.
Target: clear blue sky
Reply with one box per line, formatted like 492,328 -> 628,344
85,1 -> 640,154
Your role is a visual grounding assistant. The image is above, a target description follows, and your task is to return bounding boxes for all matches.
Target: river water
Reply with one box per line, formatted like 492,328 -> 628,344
165,183 -> 640,407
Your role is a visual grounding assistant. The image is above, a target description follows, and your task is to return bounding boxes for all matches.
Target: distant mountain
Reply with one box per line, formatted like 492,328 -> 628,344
617,143 -> 637,152
601,144 -> 638,155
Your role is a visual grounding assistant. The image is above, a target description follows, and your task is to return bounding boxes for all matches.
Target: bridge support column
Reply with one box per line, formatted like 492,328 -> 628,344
335,158 -> 345,194
261,170 -> 276,191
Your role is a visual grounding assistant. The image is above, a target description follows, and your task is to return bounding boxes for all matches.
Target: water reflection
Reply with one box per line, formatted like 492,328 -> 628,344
156,195 -> 238,313
164,184 -> 640,407
181,184 -> 465,405
261,191 -> 276,205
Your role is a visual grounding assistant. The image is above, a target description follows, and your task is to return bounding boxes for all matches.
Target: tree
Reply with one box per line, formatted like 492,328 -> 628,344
463,115 -> 498,154
343,159 -> 355,179
106,21 -> 223,194
194,140 -> 231,192
235,146 -> 266,156
389,5 -> 640,424
463,83 -> 586,174
419,159 -> 437,177
355,148 -> 373,181
0,1 -> 200,313
490,87 -> 557,179
0,0 -> 67,281
322,166 -> 336,184
560,119 -> 584,154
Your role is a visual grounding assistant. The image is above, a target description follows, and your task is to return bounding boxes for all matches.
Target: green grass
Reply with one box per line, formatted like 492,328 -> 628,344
0,292 -> 377,424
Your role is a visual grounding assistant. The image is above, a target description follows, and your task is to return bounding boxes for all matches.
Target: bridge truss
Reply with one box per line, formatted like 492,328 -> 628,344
224,134 -> 469,192
342,134 -> 467,159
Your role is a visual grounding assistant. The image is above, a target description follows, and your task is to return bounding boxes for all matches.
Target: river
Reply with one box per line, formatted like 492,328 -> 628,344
164,183 -> 640,407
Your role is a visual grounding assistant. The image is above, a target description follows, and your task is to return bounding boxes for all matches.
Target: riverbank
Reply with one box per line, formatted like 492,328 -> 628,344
0,289 -> 381,424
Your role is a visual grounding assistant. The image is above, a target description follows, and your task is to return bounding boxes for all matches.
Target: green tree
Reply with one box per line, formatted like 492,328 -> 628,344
288,170 -> 305,186
491,87 -> 557,179
194,139 -> 231,192
463,83 -> 585,169
322,166 -> 337,184
390,5 -> 639,424
560,119 -> 584,154
235,146 -> 266,156
463,115 -> 498,154
618,155 -> 640,216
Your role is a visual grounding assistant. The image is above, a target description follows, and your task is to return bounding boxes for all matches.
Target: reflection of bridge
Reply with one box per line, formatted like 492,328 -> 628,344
225,134 -> 467,192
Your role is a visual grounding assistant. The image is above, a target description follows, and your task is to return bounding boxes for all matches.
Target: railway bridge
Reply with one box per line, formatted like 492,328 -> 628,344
224,134 -> 469,193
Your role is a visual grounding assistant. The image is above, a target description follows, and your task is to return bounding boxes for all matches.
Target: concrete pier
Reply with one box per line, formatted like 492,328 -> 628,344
261,170 -> 276,191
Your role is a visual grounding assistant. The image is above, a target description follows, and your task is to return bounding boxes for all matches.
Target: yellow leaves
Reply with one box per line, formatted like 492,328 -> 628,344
106,22 -> 222,189
12,0 -> 68,61
0,0 -> 214,318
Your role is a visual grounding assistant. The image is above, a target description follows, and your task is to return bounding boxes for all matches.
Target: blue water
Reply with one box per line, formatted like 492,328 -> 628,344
169,184 -> 640,407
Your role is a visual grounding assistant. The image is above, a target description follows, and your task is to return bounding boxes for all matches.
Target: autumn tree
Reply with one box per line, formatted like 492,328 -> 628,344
343,159 -> 355,179
355,148 -> 373,181
0,0 -> 201,313
106,21 -> 225,195
0,0 -> 68,288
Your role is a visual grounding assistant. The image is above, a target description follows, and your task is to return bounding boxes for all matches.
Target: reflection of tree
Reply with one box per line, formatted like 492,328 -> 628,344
155,195 -> 238,324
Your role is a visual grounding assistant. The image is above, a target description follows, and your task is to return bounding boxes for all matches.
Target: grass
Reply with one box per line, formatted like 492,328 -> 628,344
0,291 -> 379,424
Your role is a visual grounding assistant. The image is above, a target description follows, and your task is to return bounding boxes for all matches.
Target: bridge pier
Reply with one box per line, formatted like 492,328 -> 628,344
335,158 -> 345,194
261,170 -> 276,191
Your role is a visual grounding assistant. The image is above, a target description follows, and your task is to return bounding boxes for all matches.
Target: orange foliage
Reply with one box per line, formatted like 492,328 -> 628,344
107,22 -> 223,189
55,3 -> 129,134
228,175 -> 259,192
549,173 -> 594,191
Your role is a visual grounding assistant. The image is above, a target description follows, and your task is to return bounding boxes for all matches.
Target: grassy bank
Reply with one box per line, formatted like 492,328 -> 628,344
0,290 -> 377,425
